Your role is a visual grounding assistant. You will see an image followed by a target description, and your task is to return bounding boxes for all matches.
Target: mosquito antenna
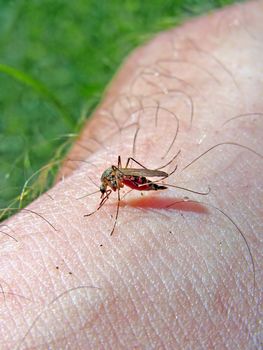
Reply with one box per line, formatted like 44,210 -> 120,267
77,172 -> 101,199
166,199 -> 256,298
182,142 -> 263,172
87,175 -> 100,189
77,189 -> 100,200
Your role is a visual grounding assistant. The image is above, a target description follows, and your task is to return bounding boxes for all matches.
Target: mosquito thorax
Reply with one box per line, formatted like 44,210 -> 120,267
101,167 -> 114,182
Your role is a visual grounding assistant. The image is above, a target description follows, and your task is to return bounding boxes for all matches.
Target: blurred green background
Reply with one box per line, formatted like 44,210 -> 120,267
0,0 -> 240,215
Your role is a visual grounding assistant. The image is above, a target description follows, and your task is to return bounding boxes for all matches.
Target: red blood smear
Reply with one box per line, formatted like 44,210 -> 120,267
124,196 -> 208,214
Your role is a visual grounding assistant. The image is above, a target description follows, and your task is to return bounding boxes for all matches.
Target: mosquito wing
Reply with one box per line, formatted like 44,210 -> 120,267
120,168 -> 168,178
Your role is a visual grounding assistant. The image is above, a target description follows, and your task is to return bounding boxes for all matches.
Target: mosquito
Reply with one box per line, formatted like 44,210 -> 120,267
83,152 -> 209,235
84,156 -> 171,235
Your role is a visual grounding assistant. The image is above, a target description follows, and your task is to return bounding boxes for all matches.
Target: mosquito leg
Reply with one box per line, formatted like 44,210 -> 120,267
99,190 -> 112,206
125,157 -> 149,169
125,157 -> 131,168
84,190 -> 112,217
117,156 -> 123,168
125,150 -> 181,171
110,188 -> 121,235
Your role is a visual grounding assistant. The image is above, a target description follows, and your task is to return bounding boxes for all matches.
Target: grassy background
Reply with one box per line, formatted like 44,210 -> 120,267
0,0 -> 240,215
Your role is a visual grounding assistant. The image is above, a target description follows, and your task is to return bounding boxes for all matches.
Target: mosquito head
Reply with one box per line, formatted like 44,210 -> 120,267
100,183 -> 107,196
100,167 -> 113,196
100,166 -> 120,193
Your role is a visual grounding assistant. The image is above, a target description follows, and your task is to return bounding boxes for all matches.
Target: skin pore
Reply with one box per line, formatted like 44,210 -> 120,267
1,1 -> 263,349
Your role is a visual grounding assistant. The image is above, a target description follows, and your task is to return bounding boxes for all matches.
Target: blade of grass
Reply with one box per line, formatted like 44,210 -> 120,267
0,63 -> 75,129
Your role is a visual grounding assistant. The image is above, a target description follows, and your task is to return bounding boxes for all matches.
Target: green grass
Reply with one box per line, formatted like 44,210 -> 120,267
0,0 -> 241,216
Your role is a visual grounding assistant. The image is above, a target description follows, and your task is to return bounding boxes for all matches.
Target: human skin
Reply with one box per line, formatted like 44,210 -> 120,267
1,1 -> 263,349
